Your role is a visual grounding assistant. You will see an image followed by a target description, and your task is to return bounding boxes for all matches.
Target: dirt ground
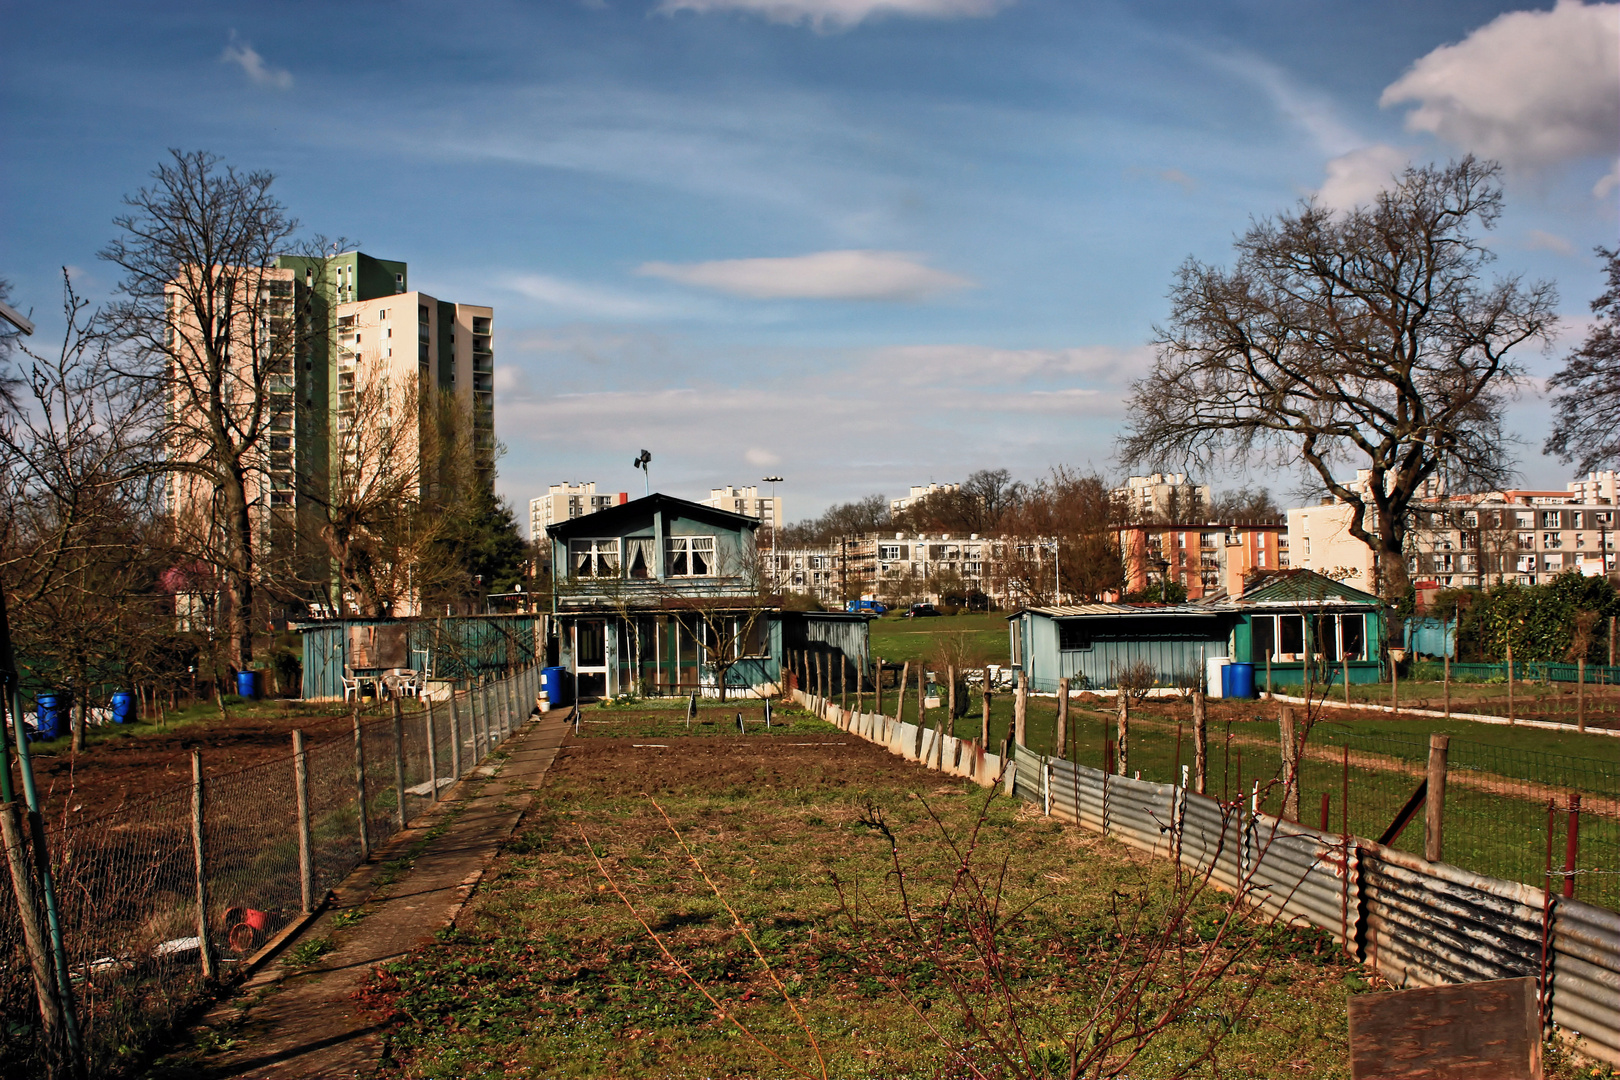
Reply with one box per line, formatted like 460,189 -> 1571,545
19,708 -> 362,829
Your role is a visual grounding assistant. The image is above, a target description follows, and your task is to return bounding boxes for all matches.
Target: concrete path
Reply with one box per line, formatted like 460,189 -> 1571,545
168,711 -> 571,1080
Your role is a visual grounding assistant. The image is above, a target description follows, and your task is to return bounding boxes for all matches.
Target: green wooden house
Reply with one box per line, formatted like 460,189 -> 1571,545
1229,570 -> 1387,688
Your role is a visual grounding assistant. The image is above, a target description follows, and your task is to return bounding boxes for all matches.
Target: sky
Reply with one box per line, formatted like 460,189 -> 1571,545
3,0 -> 1617,534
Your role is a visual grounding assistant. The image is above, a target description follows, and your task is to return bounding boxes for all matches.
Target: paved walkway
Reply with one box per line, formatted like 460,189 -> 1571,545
169,711 -> 571,1080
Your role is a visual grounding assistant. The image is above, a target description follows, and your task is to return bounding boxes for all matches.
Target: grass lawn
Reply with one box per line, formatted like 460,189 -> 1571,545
362,705 -> 1415,1080
867,611 -> 1011,666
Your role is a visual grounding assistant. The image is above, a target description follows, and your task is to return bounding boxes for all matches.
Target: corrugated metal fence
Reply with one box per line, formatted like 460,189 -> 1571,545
792,687 -> 1620,1068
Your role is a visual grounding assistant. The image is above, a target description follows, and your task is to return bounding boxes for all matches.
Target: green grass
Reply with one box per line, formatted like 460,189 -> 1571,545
362,709 -> 1385,1080
867,610 -> 1011,665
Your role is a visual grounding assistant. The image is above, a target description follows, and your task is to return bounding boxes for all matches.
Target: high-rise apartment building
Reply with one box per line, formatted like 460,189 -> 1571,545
166,250 -> 493,615
890,483 -> 959,515
1113,473 -> 1212,522
702,485 -> 782,531
529,482 -> 629,538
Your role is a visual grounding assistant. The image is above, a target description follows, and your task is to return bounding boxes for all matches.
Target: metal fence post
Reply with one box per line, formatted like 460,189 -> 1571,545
0,800 -> 64,1061
424,700 -> 439,802
353,708 -> 371,861
391,697 -> 407,830
1424,734 -> 1448,863
190,751 -> 217,980
293,730 -> 313,912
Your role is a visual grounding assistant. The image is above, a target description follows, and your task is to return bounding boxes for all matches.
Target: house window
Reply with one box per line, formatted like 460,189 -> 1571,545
879,544 -> 902,560
625,537 -> 655,579
569,538 -> 620,578
666,536 -> 716,577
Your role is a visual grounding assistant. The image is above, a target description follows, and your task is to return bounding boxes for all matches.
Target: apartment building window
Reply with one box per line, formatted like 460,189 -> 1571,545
1516,512 -> 1534,528
879,544 -> 902,560
666,536 -> 716,576
1543,555 -> 1561,571
1543,533 -> 1562,549
1572,512 -> 1584,528
1542,511 -> 1561,529
1519,533 -> 1535,549
1463,511 -> 1479,527
569,538 -> 620,578
1200,532 -> 1219,548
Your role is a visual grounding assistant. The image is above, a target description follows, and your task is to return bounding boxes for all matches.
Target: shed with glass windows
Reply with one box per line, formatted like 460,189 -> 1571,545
1229,570 -> 1387,688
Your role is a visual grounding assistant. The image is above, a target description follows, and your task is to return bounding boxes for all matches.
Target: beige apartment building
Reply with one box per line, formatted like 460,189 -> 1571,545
890,482 -> 960,515
529,482 -> 629,538
1113,472 -> 1212,522
1287,470 -> 1620,593
702,485 -> 783,531
166,251 -> 493,617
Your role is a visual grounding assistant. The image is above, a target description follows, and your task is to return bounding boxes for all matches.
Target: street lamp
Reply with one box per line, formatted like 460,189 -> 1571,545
762,475 -> 784,588
1154,557 -> 1171,603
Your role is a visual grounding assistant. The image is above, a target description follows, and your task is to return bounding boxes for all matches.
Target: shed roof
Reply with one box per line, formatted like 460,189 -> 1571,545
545,492 -> 760,539
1235,569 -> 1382,607
1015,603 -> 1238,620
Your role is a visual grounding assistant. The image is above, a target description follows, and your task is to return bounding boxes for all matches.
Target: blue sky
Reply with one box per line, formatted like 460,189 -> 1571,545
4,0 -> 1616,531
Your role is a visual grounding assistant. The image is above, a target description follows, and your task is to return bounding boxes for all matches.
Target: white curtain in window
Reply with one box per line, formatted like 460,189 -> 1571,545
626,537 -> 654,579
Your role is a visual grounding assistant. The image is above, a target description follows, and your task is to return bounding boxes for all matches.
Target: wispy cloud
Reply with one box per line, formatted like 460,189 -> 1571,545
1525,229 -> 1577,256
1381,1 -> 1619,173
637,250 -> 973,301
502,273 -> 676,319
220,32 -> 292,90
657,0 -> 1009,32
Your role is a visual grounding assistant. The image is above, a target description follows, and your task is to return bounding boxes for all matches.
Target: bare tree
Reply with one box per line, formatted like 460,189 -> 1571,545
0,271 -> 170,749
1545,247 -> 1620,473
1120,157 -> 1556,611
99,150 -> 303,672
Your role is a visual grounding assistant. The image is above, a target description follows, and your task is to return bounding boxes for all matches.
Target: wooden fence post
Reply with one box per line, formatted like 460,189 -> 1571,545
1443,653 -> 1451,719
896,661 -> 909,723
391,697 -> 407,830
917,664 -> 927,726
874,656 -> 883,717
1,800 -> 64,1055
353,707 -> 371,861
424,700 -> 439,802
840,655 -> 847,713
1192,691 -> 1207,794
448,692 -> 462,779
981,666 -> 992,746
1116,692 -> 1129,777
947,665 -> 958,736
1013,670 -> 1027,748
191,750 -> 217,980
293,730 -> 313,913
1425,734 -> 1449,863
1279,706 -> 1299,821
1056,677 -> 1069,761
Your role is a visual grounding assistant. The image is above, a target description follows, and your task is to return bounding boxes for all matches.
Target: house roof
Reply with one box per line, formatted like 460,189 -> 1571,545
1015,602 -> 1238,620
545,492 -> 760,540
1235,569 -> 1382,607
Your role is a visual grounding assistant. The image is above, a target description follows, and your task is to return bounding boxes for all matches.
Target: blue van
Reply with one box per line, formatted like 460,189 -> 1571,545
845,600 -> 888,615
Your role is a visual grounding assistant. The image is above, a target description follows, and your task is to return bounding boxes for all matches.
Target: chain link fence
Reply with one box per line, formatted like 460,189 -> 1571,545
1,664 -> 541,1079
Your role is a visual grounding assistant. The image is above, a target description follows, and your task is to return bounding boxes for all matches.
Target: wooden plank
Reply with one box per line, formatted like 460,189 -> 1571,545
1346,976 -> 1541,1079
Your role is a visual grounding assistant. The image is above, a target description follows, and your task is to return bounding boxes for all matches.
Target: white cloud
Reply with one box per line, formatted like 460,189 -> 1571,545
637,250 -> 973,301
502,273 -> 673,319
1526,229 -> 1577,256
744,447 -> 782,466
221,33 -> 293,90
657,0 -> 1008,31
1595,162 -> 1620,200
1317,144 -> 1412,212
1158,168 -> 1197,194
1380,1 -> 1620,172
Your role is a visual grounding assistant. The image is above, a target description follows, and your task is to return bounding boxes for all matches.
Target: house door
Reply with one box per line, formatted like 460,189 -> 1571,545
574,620 -> 608,699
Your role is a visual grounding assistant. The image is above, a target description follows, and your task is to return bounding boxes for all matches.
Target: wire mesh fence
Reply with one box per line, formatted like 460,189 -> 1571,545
0,663 -> 541,1079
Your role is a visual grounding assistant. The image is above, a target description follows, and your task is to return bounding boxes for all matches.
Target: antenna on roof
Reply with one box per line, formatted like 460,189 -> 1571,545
632,449 -> 652,497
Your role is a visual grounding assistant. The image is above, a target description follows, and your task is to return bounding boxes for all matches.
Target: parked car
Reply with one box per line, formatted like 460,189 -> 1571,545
904,603 -> 941,618
845,599 -> 888,615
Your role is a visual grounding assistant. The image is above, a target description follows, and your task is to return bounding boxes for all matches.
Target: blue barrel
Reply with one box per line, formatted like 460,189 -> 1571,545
540,666 -> 570,707
110,691 -> 136,723
1219,663 -> 1233,699
1227,662 -> 1255,699
34,693 -> 68,740
235,670 -> 259,700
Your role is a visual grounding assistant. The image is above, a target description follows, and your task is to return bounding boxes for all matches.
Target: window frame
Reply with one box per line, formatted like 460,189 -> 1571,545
665,535 -> 718,578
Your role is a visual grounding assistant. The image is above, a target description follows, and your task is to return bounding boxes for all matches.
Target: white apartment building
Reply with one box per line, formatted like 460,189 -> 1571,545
1113,473 -> 1213,522
702,485 -> 783,531
890,483 -> 960,515
529,482 -> 627,539
1288,470 -> 1620,593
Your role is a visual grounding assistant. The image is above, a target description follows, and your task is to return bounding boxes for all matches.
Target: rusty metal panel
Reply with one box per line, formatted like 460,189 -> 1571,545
1179,792 -> 1244,893
1551,899 -> 1620,1066
1245,814 -> 1358,950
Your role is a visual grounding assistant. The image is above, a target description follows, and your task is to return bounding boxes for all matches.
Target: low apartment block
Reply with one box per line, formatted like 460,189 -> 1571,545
530,482 -> 629,539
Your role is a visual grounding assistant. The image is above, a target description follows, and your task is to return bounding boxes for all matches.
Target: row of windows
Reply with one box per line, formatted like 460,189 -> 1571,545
569,536 -> 717,579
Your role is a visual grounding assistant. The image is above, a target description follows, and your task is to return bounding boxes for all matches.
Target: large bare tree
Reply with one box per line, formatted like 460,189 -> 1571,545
100,150 -> 300,672
1544,247 -> 1620,473
1120,157 -> 1556,605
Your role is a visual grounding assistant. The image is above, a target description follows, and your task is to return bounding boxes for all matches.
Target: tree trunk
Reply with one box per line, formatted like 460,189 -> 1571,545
221,465 -> 255,673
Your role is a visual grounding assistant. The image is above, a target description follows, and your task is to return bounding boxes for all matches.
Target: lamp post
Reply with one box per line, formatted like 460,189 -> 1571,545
762,475 -> 784,589
1154,557 -> 1171,603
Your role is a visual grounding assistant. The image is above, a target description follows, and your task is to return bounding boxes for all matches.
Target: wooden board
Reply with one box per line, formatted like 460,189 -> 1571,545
1347,976 -> 1541,1080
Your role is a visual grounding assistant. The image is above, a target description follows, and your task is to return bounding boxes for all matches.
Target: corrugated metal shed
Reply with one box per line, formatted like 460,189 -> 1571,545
1011,605 -> 1235,692
296,615 -> 543,699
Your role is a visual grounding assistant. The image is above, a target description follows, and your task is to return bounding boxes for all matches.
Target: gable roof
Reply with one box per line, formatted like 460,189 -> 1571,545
1236,569 -> 1382,607
1015,602 -> 1237,620
545,492 -> 760,540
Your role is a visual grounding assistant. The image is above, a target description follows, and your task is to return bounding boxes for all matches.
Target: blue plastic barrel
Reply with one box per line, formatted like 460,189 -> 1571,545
1227,662 -> 1255,699
1219,663 -> 1233,699
540,666 -> 570,707
34,693 -> 68,740
235,670 -> 259,700
110,691 -> 136,723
